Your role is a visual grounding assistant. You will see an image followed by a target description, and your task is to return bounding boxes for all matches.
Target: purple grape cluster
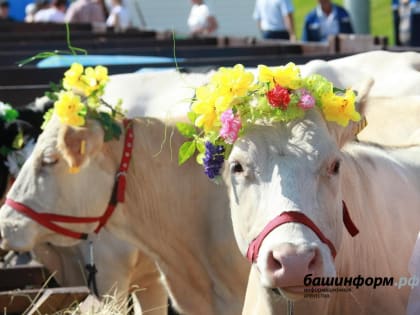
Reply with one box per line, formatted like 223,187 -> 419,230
203,141 -> 225,179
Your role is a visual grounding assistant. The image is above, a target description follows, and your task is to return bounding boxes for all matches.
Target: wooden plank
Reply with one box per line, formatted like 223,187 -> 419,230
0,265 -> 58,291
0,52 -> 352,107
0,37 -> 218,55
0,85 -> 49,107
0,286 -> 89,315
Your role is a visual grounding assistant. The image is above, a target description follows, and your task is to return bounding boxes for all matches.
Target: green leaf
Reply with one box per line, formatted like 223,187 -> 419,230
196,140 -> 205,153
4,108 -> 19,122
12,132 -> 24,150
41,108 -> 54,130
0,145 -> 11,157
176,122 -> 196,138
96,112 -> 121,142
187,111 -> 198,124
178,141 -> 196,165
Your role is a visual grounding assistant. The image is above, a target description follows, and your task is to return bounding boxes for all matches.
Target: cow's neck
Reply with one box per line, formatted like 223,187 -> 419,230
104,117 -> 248,315
333,142 -> 420,314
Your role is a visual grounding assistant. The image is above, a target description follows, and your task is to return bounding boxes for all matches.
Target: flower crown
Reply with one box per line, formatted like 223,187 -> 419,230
177,63 -> 360,179
43,63 -> 124,142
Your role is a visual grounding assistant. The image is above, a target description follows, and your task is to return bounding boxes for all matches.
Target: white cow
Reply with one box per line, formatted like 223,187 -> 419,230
213,74 -> 420,314
328,50 -> 420,97
0,114 -> 249,315
0,71 -> 212,315
299,57 -> 420,146
104,70 -> 210,119
0,96 -> 169,315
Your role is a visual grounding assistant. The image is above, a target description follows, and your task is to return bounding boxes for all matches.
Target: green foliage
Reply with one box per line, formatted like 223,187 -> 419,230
93,111 -> 122,142
2,106 -> 19,123
178,140 -> 196,165
176,122 -> 197,138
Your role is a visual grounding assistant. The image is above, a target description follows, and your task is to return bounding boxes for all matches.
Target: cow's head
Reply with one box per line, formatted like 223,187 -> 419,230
0,115 -> 117,251
177,63 -> 373,301
224,82 -> 372,301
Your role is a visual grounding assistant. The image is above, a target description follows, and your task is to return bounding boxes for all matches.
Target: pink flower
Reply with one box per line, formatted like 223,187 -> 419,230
219,109 -> 242,144
297,89 -> 315,110
266,84 -> 290,110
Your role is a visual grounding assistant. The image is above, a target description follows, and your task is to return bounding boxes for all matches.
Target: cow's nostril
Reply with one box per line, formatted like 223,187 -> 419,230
308,250 -> 319,271
267,250 -> 283,272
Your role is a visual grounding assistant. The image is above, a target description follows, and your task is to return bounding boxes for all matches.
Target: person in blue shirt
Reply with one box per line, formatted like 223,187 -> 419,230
392,0 -> 420,46
302,0 -> 354,42
253,0 -> 296,40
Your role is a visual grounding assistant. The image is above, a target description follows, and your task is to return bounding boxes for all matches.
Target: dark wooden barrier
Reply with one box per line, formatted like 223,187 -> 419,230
0,52 -> 351,107
0,265 -> 59,291
0,264 -> 88,315
0,286 -> 89,315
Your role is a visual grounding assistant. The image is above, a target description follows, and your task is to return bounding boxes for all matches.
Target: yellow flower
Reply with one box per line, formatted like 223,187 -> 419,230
63,63 -> 84,91
258,63 -> 302,89
80,65 -> 109,97
321,89 -> 360,126
94,65 -> 109,84
54,91 -> 86,127
211,64 -> 254,98
214,94 -> 233,113
192,86 -> 219,132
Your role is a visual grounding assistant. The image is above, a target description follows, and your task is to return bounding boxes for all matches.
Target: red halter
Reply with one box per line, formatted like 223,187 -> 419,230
246,201 -> 359,263
4,120 -> 134,240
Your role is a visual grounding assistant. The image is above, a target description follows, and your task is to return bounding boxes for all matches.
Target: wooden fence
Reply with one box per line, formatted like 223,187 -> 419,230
0,264 -> 89,314
0,21 -> 391,107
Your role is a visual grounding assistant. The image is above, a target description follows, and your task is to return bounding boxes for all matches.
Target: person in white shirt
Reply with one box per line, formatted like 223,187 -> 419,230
253,0 -> 296,40
187,0 -> 218,36
34,0 -> 66,23
106,0 -> 131,31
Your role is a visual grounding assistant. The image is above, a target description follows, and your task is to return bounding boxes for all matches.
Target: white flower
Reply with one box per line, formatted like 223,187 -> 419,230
0,101 -> 12,117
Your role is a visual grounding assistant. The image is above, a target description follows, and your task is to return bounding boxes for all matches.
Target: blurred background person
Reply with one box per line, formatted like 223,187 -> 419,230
187,0 -> 218,36
34,0 -> 67,23
24,3 -> 37,22
302,0 -> 354,42
0,0 -> 14,22
106,0 -> 131,31
65,0 -> 105,24
35,0 -> 51,13
253,0 -> 296,40
393,0 -> 420,46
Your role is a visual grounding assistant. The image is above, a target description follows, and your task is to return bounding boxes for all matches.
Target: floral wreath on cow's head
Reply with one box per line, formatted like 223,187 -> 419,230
177,63 -> 360,179
43,62 -> 124,142
42,63 -> 126,174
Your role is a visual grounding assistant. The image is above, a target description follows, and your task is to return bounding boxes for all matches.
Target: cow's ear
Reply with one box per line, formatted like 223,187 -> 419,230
326,77 -> 374,148
57,120 -> 104,170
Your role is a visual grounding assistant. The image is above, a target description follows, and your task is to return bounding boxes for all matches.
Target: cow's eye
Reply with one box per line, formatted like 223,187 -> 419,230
329,159 -> 341,175
42,155 -> 58,166
230,161 -> 244,174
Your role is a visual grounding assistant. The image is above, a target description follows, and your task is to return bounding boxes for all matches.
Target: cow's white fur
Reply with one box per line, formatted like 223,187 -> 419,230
0,116 -> 249,315
224,90 -> 420,314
